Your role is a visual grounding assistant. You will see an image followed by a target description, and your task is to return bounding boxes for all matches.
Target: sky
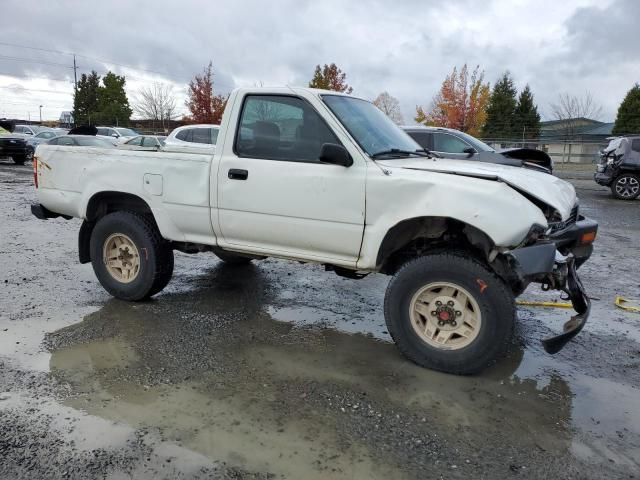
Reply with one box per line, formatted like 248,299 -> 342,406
0,0 -> 637,123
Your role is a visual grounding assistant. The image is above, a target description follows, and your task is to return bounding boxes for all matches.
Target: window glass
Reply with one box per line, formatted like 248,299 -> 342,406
236,95 -> 340,162
408,132 -> 432,150
176,129 -> 191,142
76,137 -> 114,147
14,126 -> 24,133
191,128 -> 211,144
211,128 -> 219,145
96,128 -> 109,136
126,136 -> 143,146
142,137 -> 158,147
47,138 -> 59,145
58,137 -> 75,146
433,133 -> 471,153
631,139 -> 640,153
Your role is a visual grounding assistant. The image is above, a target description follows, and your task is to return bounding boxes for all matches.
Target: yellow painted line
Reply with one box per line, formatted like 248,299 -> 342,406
615,296 -> 640,313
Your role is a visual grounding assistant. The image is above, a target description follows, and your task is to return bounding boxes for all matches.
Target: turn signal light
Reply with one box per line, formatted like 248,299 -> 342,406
33,156 -> 38,188
580,231 -> 597,244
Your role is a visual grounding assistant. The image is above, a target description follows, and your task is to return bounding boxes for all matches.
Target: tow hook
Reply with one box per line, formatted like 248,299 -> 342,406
541,253 -> 591,354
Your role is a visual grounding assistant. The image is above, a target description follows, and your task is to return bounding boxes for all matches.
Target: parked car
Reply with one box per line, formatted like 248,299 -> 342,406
13,124 -> 53,136
26,129 -> 67,149
0,121 -> 33,164
120,135 -> 167,151
403,126 -> 553,173
595,136 -> 640,200
163,124 -> 219,152
96,127 -> 139,144
44,135 -> 117,148
31,87 -> 597,375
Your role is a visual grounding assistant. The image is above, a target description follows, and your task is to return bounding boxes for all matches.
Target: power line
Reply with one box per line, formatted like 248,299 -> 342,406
0,54 -> 74,69
0,85 -> 72,95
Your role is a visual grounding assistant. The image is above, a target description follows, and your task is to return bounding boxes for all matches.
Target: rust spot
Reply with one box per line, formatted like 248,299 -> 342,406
477,279 -> 488,293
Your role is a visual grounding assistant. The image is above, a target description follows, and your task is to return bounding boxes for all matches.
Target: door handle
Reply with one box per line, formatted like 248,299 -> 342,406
228,169 -> 248,180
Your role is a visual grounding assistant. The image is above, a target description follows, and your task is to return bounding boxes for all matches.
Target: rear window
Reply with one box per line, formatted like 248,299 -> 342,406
176,129 -> 192,142
191,128 -> 211,144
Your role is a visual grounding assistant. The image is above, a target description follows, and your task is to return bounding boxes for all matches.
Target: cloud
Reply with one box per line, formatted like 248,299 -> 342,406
0,0 -> 636,122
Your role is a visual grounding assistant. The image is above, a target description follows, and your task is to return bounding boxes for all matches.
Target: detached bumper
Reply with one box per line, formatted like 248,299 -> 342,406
507,239 -> 593,354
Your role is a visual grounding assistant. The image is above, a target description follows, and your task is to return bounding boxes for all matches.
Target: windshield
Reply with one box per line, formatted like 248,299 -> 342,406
115,128 -> 137,137
453,131 -> 494,152
322,95 -> 420,157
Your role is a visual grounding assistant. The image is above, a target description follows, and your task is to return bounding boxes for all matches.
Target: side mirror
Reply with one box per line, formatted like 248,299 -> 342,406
463,147 -> 476,157
319,143 -> 353,167
111,133 -> 119,137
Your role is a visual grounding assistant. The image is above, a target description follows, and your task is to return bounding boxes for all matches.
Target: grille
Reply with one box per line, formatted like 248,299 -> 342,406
549,204 -> 578,234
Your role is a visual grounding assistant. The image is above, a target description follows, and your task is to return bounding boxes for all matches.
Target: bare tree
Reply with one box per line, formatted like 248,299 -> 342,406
373,91 -> 404,125
133,83 -> 178,130
550,92 -> 603,163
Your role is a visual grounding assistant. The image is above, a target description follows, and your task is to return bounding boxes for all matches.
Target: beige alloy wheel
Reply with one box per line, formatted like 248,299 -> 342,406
102,233 -> 141,283
409,282 -> 482,350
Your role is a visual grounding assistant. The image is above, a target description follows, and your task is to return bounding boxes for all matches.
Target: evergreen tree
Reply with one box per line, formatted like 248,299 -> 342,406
612,83 -> 640,135
73,71 -> 101,125
482,72 -> 517,139
513,85 -> 541,139
95,72 -> 132,126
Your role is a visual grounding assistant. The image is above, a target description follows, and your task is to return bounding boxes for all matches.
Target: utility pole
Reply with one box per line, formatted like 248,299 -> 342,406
39,105 -> 43,123
73,54 -> 78,94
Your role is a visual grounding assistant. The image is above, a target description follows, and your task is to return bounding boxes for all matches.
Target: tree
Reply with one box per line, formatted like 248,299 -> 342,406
482,72 -> 517,139
308,63 -> 353,93
550,92 -> 603,162
373,91 -> 404,124
612,83 -> 640,135
73,71 -> 101,125
133,83 -> 178,129
94,72 -> 132,126
185,61 -> 229,124
513,85 -> 541,140
415,64 -> 490,137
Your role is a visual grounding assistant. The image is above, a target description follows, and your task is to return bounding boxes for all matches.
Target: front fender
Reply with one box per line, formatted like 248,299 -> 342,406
357,168 -> 548,270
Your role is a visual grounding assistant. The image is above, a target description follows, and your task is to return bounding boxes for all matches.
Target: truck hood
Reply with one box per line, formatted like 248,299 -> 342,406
377,158 -> 577,220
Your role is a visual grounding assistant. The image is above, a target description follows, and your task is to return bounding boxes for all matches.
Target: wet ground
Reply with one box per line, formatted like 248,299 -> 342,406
1,157 -> 639,479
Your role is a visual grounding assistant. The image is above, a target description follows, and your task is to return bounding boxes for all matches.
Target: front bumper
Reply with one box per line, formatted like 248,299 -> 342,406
507,222 -> 595,354
594,171 -> 614,186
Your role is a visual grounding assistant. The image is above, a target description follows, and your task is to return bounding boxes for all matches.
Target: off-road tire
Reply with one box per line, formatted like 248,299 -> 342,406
90,211 -> 174,301
214,250 -> 253,265
611,173 -> 640,200
384,253 -> 515,375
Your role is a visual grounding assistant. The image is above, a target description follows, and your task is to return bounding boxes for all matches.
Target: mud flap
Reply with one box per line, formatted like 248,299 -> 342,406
541,258 -> 590,354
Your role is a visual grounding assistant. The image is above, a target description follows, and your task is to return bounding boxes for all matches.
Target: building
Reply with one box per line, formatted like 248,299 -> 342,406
540,118 -> 614,164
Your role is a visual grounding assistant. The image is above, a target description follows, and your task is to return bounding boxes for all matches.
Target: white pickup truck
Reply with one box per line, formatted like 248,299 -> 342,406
31,87 -> 598,374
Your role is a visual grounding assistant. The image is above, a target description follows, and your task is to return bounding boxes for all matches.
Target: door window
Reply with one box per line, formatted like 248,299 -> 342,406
142,137 -> 158,147
191,128 -> 212,144
433,133 -> 471,153
235,95 -> 340,162
58,137 -> 75,146
176,129 -> 192,142
408,131 -> 432,150
126,136 -> 143,146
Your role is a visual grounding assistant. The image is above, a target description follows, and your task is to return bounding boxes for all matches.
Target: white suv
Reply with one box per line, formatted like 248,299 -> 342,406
163,124 -> 219,152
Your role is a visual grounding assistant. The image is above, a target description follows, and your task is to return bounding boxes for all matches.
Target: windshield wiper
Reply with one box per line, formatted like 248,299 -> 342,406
370,148 -> 432,159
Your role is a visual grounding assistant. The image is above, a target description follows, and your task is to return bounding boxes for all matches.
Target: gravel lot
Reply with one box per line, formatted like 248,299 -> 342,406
1,158 -> 639,479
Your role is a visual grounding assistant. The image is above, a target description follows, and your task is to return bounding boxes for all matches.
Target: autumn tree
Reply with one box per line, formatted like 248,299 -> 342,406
185,61 -> 229,124
308,63 -> 353,93
513,85 -> 541,140
612,83 -> 640,135
134,83 -> 178,129
482,72 -> 517,139
415,64 -> 490,137
373,91 -> 404,125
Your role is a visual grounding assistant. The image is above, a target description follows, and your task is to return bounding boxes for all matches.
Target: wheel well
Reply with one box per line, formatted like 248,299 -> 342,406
376,217 -> 495,274
85,191 -> 152,221
79,192 -> 155,264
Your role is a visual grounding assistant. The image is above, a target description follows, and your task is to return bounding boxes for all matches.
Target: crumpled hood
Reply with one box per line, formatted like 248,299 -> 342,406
378,158 -> 577,220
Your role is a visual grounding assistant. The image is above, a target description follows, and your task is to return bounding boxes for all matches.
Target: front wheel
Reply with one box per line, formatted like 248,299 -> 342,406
611,173 -> 640,200
90,211 -> 174,301
384,253 -> 515,375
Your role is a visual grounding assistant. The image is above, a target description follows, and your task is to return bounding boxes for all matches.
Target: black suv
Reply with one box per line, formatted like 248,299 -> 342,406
595,136 -> 640,200
403,126 -> 553,173
0,120 -> 33,165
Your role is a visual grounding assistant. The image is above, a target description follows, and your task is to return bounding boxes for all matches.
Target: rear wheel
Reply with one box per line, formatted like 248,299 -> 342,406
90,211 -> 174,301
611,173 -> 640,200
384,253 -> 515,375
